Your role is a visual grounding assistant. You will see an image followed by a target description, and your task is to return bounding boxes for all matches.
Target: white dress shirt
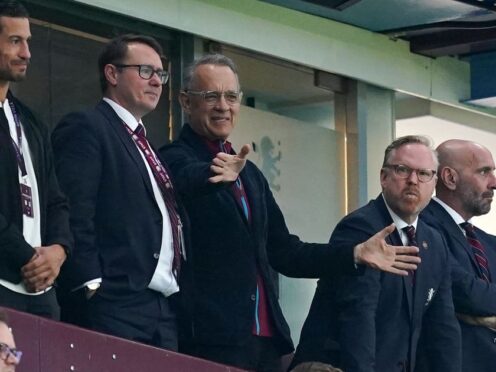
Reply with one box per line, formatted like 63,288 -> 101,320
98,98 -> 179,296
382,194 -> 419,246
432,196 -> 469,235
0,98 -> 44,295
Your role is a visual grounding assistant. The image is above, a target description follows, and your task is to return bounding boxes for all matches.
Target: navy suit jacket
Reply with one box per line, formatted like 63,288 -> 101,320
52,100 -> 188,299
421,200 -> 496,371
160,124 -> 358,355
292,196 -> 461,372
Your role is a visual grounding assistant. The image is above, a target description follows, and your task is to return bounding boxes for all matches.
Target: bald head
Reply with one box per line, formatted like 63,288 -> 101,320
435,139 -> 496,220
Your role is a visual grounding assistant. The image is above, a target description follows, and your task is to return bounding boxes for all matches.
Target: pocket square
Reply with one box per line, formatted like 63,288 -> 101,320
425,288 -> 435,306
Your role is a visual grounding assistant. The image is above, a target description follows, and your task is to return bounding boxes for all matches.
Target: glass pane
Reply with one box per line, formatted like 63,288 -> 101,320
10,22 -> 171,148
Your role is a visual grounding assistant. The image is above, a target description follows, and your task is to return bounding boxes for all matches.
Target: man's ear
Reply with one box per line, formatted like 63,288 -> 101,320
179,92 -> 191,114
440,166 -> 458,190
380,168 -> 387,188
104,64 -> 118,87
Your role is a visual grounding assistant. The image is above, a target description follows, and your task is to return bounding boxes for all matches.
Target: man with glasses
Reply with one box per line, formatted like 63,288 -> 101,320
0,310 -> 21,371
52,34 -> 185,350
160,54 -> 421,371
0,0 -> 72,319
291,135 -> 461,372
421,140 -> 496,371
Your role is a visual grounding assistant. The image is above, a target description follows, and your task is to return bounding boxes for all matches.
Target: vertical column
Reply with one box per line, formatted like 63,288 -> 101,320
336,81 -> 395,211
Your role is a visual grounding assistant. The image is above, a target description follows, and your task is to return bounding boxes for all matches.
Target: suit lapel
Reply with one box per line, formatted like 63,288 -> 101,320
412,222 -> 430,323
429,201 -> 482,277
240,165 -> 259,234
97,101 -> 156,200
374,196 -> 414,317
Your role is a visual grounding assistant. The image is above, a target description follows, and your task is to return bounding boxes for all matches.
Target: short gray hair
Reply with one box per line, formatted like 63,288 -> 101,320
183,53 -> 239,90
383,135 -> 438,168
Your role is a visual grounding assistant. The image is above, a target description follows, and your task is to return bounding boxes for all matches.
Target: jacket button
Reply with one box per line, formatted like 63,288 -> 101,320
493,337 -> 496,344
153,253 -> 160,259
251,294 -> 256,301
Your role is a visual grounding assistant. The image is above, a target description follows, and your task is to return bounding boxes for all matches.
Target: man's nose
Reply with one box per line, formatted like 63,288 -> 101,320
406,170 -> 419,184
19,40 -> 30,60
488,173 -> 496,189
214,94 -> 230,110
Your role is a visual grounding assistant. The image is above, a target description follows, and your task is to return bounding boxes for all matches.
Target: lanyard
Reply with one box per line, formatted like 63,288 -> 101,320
6,100 -> 27,177
123,123 -> 174,189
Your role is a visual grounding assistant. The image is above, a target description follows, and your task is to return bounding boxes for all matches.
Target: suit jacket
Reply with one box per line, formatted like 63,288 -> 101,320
292,196 -> 461,372
160,124 -> 358,355
421,200 -> 496,371
52,100 -> 188,299
0,92 -> 72,284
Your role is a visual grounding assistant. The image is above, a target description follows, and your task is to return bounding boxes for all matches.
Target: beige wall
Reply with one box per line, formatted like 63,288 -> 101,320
231,106 -> 346,343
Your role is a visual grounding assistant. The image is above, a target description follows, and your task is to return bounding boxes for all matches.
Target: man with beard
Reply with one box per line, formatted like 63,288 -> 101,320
291,135 -> 461,372
421,139 -> 496,371
0,1 -> 72,319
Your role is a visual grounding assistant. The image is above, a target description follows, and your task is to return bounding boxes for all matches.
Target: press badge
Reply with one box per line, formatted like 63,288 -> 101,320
20,183 -> 33,217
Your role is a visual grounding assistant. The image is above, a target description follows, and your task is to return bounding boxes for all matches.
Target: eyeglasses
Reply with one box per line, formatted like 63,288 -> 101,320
0,342 -> 22,364
383,164 -> 436,183
184,90 -> 243,106
114,64 -> 169,85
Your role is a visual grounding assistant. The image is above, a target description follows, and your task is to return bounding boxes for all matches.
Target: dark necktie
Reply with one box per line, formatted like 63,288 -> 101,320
133,124 -> 183,277
402,225 -> 417,283
461,222 -> 491,282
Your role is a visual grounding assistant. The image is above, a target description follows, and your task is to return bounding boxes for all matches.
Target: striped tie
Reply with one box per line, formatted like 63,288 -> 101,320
461,222 -> 491,282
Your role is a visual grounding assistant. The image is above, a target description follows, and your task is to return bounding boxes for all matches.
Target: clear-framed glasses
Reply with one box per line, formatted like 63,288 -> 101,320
184,90 -> 243,106
0,342 -> 22,364
383,164 -> 436,183
114,64 -> 169,85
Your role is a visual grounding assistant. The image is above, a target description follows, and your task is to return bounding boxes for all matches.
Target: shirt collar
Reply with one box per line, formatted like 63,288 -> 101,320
203,137 -> 232,156
381,193 -> 418,231
432,196 -> 470,224
103,97 -> 144,134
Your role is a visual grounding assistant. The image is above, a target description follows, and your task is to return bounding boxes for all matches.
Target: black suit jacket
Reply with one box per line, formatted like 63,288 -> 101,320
0,92 -> 72,284
160,124 -> 358,355
52,100 -> 188,299
421,200 -> 496,371
292,196 -> 461,372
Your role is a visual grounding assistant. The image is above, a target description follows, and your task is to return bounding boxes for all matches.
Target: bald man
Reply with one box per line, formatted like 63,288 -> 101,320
421,139 -> 496,371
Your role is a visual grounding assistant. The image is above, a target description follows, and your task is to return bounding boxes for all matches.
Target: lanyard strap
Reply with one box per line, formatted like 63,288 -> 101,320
6,100 -> 27,177
123,123 -> 176,195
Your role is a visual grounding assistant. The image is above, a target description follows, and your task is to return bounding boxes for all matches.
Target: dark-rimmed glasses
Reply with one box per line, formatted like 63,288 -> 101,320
184,90 -> 243,106
114,64 -> 169,85
383,164 -> 436,183
0,342 -> 22,364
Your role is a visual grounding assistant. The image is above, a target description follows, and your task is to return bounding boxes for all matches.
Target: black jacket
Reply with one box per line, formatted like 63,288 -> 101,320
160,124 -> 357,354
0,91 -> 72,284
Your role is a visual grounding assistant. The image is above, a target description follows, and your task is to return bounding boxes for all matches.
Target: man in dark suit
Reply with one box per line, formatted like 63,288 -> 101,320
291,135 -> 461,372
52,34 -> 185,350
0,0 -> 71,319
160,54 -> 421,371
421,139 -> 496,371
